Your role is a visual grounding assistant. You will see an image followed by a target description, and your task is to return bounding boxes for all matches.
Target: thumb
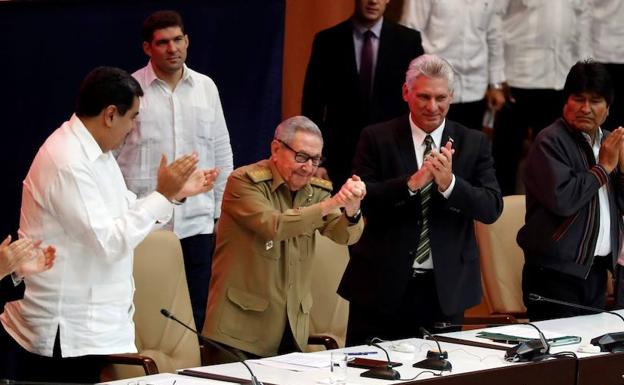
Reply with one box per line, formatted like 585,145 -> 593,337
351,174 -> 361,182
159,154 -> 168,169
0,235 -> 11,248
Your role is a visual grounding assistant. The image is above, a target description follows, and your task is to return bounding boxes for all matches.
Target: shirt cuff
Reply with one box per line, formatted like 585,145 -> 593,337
439,175 -> 456,199
142,192 -> 174,223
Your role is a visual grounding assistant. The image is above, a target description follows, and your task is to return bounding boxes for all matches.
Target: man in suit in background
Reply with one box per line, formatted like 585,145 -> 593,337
302,0 -> 423,189
338,54 -> 503,345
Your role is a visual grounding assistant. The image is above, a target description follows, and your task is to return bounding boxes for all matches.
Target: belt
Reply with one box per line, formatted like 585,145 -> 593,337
412,268 -> 433,277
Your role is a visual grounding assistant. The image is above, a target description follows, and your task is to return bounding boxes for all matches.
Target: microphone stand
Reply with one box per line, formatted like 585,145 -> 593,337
360,338 -> 401,380
434,321 -> 550,362
529,293 -> 624,353
413,327 -> 452,371
160,309 -> 264,385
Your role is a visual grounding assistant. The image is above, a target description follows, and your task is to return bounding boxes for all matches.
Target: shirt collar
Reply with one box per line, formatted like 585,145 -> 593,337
352,17 -> 383,38
69,114 -> 104,162
408,114 -> 446,149
145,61 -> 194,87
581,127 -> 604,148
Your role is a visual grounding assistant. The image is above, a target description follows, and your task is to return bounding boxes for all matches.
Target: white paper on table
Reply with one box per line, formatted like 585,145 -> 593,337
484,325 -> 566,339
249,352 -> 330,372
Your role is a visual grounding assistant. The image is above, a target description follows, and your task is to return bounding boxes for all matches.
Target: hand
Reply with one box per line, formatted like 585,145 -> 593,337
156,153 -> 199,200
176,168 -> 220,200
424,140 -> 455,191
320,175 -> 366,216
15,245 -> 56,278
485,88 -> 506,111
313,167 -> 330,180
599,127 -> 624,173
0,236 -> 39,279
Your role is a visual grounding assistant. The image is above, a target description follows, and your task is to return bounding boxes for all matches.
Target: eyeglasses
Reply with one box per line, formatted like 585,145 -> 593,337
276,139 -> 325,166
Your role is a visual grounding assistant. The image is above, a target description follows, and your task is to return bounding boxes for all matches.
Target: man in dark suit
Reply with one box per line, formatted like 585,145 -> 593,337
338,54 -> 503,345
302,0 -> 423,188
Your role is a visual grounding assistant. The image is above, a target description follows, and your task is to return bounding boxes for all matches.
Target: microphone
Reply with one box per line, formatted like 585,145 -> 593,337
360,337 -> 400,380
160,309 -> 264,385
413,327 -> 452,372
434,321 -> 550,362
529,293 -> 624,353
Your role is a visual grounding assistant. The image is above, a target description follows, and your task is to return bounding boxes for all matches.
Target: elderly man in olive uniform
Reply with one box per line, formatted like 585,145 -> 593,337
203,116 -> 365,361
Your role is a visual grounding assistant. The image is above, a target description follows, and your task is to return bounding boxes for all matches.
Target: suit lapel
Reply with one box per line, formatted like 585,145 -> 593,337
374,20 -> 392,96
336,20 -> 360,94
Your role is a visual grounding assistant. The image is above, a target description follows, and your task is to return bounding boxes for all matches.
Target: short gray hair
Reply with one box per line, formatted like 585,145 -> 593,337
404,54 -> 455,93
274,116 -> 323,144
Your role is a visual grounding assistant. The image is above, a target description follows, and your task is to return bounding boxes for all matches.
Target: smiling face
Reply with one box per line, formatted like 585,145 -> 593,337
271,131 -> 323,191
143,26 -> 188,78
563,92 -> 609,136
403,75 -> 453,133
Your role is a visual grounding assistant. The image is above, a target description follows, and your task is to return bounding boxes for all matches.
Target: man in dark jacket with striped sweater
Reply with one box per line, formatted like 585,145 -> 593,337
518,59 -> 624,321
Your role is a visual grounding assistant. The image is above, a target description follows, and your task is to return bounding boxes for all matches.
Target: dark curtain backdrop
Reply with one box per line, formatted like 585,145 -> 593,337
0,0 -> 284,239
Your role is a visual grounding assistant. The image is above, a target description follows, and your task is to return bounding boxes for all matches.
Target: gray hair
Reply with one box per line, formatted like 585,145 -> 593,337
274,116 -> 323,144
404,54 -> 455,93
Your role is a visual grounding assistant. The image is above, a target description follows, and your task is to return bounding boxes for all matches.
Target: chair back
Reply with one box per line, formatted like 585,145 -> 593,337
475,195 -> 527,315
307,231 -> 350,350
105,230 -> 201,379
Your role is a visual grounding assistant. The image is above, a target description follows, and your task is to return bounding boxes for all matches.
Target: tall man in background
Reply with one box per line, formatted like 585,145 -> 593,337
302,0 -> 423,188
116,10 -> 233,331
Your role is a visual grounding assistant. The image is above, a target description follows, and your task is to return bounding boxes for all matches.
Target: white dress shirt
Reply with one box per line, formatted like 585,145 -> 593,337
582,129 -> 611,257
590,0 -> 624,63
400,0 -> 505,103
352,17 -> 383,85
116,62 -> 233,239
408,115 -> 456,269
1,115 -> 172,357
500,0 -> 591,90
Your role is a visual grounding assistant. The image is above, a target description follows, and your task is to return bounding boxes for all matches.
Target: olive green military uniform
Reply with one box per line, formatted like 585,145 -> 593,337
203,159 -> 364,357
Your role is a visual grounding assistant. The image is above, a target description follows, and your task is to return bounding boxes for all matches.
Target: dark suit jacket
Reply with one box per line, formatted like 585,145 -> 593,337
302,19 -> 423,187
338,116 -> 503,315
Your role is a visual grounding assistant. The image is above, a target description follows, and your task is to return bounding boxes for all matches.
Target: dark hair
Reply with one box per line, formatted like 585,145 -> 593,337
563,59 -> 614,106
75,67 -> 143,118
142,10 -> 185,43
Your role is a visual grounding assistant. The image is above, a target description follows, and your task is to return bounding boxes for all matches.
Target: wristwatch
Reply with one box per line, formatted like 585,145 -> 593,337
489,82 -> 504,90
346,208 -> 362,224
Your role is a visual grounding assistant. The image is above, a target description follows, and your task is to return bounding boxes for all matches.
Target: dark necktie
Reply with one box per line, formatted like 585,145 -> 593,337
359,30 -> 374,99
415,135 -> 434,264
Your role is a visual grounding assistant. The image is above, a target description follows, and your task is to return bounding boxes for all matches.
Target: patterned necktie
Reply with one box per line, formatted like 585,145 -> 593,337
415,135 -> 434,264
359,30 -> 374,99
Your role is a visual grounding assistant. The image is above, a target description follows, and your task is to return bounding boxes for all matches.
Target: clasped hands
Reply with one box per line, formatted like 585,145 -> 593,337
0,235 -> 56,280
156,153 -> 220,202
407,140 -> 455,192
598,127 -> 624,174
321,175 -> 366,217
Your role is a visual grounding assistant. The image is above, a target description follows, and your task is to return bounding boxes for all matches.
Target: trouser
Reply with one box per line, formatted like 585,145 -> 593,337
5,327 -> 105,383
446,99 -> 487,131
180,233 -> 215,332
522,256 -> 610,321
492,88 -> 564,196
345,270 -> 463,347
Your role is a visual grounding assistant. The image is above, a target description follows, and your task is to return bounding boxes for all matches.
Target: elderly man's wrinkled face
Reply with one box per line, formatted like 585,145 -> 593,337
563,92 -> 609,135
403,75 -> 453,133
271,131 -> 323,191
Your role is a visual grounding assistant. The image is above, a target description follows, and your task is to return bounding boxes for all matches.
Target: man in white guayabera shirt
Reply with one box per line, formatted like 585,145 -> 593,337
1,66 -> 216,383
116,10 -> 233,332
